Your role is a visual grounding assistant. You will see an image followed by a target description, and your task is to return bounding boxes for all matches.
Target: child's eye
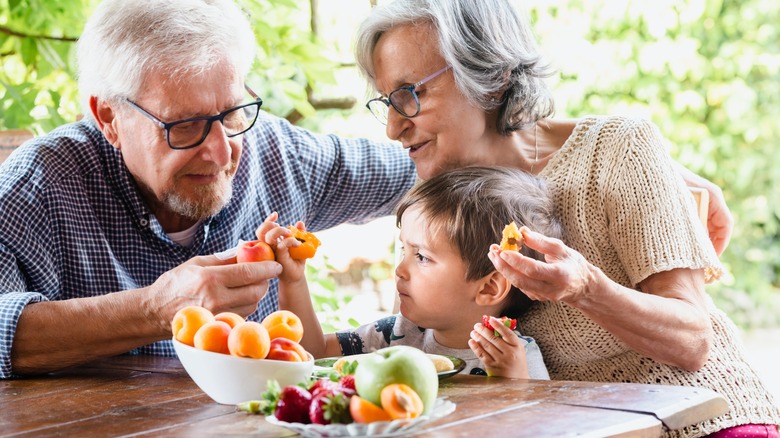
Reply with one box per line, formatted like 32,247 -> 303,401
415,252 -> 430,263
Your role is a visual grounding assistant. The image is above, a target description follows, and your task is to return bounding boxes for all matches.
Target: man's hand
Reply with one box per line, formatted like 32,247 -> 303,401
149,254 -> 282,334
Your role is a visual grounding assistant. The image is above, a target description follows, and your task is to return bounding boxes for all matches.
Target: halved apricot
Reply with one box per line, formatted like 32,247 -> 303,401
287,226 -> 321,260
499,221 -> 523,251
380,383 -> 424,420
350,395 -> 392,423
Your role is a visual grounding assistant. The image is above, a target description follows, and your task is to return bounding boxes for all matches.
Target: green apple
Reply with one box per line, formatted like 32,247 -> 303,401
353,346 -> 439,414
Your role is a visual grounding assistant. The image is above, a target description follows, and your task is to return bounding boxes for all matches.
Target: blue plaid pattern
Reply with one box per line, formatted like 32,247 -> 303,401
0,112 -> 416,378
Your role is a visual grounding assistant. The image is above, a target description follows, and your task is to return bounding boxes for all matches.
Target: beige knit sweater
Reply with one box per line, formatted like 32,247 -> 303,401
524,115 -> 779,436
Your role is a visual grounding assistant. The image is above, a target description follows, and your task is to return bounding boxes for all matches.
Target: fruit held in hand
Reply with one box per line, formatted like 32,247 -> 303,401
236,240 -> 275,263
172,305 -> 215,346
482,315 -> 518,337
266,338 -> 310,362
499,221 -> 523,251
287,226 -> 321,260
261,310 -> 304,343
353,345 -> 438,414
228,321 -> 271,359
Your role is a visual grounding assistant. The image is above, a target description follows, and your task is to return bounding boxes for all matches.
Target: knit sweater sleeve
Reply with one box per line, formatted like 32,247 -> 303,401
602,117 -> 722,285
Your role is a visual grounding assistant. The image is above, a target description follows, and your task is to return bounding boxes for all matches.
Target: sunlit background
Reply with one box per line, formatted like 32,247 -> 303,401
1,0 -> 778,399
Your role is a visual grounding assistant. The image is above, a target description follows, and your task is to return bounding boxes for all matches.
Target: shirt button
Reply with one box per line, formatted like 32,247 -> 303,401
139,219 -> 149,227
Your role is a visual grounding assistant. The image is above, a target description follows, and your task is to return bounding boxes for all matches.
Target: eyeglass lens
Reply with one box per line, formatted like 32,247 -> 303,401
366,88 -> 419,124
168,102 -> 260,149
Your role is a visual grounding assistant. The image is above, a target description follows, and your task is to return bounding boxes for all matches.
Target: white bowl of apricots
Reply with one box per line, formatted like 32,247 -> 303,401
171,306 -> 314,405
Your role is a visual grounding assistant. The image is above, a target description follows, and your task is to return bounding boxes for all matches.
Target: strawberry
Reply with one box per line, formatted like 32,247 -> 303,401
309,391 -> 352,425
274,385 -> 313,424
309,378 -> 338,398
337,374 -> 356,394
482,315 -> 517,337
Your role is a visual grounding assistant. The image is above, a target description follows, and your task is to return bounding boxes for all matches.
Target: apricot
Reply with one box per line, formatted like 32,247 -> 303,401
287,226 -> 321,260
172,305 -> 215,347
261,310 -> 304,343
236,240 -> 275,263
227,321 -> 271,359
193,321 -> 232,354
350,395 -> 392,423
214,312 -> 244,329
499,221 -> 523,251
266,337 -> 309,362
380,383 -> 424,420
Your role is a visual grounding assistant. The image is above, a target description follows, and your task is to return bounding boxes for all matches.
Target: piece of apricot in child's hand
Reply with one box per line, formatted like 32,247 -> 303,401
286,226 -> 321,260
482,315 -> 517,338
499,221 -> 523,251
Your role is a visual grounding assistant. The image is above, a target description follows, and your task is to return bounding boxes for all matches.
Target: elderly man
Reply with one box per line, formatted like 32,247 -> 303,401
0,0 -> 416,378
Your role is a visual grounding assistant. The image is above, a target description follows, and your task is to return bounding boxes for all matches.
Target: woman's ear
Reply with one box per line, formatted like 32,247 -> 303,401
475,271 -> 512,306
90,96 -> 120,147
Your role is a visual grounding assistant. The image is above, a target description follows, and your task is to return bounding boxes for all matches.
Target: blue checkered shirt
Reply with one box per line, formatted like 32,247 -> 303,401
0,112 -> 416,378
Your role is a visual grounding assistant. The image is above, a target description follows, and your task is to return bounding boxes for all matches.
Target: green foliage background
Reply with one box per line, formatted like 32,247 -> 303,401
1,0 -> 778,328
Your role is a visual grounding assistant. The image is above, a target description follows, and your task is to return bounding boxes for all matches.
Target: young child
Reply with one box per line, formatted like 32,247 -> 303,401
259,166 -> 562,378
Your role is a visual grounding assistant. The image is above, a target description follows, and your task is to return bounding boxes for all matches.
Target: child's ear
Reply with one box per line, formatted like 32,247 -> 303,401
475,271 -> 512,306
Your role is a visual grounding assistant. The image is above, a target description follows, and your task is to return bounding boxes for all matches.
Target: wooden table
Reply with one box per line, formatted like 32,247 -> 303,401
1,355 -> 728,437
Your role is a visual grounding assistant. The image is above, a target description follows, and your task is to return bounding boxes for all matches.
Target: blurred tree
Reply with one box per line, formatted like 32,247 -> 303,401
527,0 -> 780,327
0,0 -> 336,133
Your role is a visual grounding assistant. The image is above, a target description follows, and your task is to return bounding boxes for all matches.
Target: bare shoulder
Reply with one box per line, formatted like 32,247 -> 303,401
538,118 -> 580,148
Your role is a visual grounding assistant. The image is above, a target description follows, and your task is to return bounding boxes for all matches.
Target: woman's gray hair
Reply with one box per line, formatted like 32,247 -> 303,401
76,0 -> 256,116
355,0 -> 554,134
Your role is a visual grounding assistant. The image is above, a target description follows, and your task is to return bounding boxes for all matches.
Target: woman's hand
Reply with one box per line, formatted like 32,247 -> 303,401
674,162 -> 733,255
488,227 -> 597,306
489,226 -> 712,371
469,316 -> 529,378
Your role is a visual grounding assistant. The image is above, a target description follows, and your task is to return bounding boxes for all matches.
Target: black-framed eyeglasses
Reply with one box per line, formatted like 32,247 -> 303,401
366,65 -> 452,125
125,85 -> 263,150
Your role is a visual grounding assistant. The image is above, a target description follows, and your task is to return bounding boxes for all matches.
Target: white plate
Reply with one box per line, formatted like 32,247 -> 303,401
265,398 -> 456,437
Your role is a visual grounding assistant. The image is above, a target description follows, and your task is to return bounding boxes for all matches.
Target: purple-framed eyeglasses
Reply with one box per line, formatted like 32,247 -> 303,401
365,65 -> 452,124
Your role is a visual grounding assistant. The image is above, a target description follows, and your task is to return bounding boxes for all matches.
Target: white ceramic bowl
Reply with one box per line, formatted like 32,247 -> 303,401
172,338 -> 314,405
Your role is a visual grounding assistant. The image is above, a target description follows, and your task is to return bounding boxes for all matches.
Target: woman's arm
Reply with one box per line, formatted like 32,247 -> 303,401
489,232 -> 712,372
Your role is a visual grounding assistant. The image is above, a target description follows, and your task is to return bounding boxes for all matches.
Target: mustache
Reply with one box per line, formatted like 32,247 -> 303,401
182,157 -> 239,177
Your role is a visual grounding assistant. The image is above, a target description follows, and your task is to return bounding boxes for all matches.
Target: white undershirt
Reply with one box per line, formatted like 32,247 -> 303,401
167,220 -> 202,247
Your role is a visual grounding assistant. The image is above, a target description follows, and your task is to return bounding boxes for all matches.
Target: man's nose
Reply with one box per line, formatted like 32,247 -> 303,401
199,121 -> 232,166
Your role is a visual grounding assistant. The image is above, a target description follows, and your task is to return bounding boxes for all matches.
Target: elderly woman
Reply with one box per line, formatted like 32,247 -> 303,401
355,0 -> 779,436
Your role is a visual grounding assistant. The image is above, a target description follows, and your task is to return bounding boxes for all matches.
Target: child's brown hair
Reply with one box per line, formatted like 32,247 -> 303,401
396,166 -> 563,317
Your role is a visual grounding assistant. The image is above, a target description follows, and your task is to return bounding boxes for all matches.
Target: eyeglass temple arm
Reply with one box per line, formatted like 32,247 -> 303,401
414,65 -> 452,88
244,84 -> 260,100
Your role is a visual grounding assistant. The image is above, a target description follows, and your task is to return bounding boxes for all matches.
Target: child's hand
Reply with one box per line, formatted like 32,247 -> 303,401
253,212 -> 306,283
468,316 -> 529,378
